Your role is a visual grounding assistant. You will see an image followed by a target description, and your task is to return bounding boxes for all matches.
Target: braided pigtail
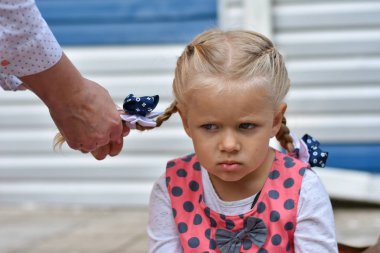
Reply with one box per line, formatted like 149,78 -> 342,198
135,100 -> 178,131
53,100 -> 178,149
275,116 -> 294,153
155,101 -> 178,127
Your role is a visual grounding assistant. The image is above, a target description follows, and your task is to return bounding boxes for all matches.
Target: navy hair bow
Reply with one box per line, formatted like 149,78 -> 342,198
302,134 -> 328,168
123,94 -> 159,117
215,216 -> 268,253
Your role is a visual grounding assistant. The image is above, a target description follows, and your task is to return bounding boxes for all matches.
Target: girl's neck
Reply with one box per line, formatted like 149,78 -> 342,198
208,148 -> 275,202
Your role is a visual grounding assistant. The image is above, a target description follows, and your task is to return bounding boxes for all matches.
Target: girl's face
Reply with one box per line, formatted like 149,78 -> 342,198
179,83 -> 285,185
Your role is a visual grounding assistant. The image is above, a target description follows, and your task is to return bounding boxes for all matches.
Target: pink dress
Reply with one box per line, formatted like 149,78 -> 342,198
165,150 -> 309,253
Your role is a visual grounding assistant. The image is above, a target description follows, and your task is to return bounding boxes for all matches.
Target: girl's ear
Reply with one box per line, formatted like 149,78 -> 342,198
271,102 -> 287,137
177,106 -> 192,138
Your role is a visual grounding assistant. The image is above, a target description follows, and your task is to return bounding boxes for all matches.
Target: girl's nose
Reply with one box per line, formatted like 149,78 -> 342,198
219,130 -> 241,152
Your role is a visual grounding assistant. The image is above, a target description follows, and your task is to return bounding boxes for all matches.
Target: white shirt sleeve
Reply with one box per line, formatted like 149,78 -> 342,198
295,169 -> 338,253
0,0 -> 62,90
147,174 -> 183,253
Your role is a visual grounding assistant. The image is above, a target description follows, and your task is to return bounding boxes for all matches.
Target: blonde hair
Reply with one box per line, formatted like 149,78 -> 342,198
55,29 -> 294,151
152,29 -> 293,151
153,29 -> 291,127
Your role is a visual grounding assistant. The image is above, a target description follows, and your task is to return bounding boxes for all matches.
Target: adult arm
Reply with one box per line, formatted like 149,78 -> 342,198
1,0 -> 127,157
21,53 -> 124,153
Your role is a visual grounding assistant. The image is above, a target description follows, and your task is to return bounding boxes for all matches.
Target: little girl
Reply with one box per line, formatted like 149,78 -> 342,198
141,29 -> 338,252
54,28 -> 337,252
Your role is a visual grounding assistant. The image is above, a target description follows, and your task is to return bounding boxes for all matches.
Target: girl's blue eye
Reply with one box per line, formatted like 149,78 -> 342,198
240,123 -> 255,129
202,124 -> 217,130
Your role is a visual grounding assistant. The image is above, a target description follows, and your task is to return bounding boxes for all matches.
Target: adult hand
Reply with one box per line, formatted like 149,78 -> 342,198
91,121 -> 130,160
49,77 -> 123,152
22,53 -> 127,158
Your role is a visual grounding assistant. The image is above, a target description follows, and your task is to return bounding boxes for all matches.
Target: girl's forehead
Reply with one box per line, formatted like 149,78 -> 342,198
186,81 -> 271,101
182,87 -> 276,121
185,84 -> 274,111
186,75 -> 270,93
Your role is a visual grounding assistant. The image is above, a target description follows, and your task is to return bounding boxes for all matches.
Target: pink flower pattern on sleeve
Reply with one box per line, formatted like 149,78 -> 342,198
0,0 -> 62,90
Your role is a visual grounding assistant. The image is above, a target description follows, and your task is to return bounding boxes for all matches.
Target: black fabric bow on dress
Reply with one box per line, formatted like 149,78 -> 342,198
215,216 -> 268,253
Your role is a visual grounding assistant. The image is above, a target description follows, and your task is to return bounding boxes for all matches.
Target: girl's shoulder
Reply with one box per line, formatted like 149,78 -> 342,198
274,149 -> 311,170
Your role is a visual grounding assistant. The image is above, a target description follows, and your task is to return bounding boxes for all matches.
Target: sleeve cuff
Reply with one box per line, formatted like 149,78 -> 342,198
0,74 -> 26,91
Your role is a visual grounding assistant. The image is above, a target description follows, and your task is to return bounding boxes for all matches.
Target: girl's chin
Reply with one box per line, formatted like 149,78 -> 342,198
213,171 -> 246,183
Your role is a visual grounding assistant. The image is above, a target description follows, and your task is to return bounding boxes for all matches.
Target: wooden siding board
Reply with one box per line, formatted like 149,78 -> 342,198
275,30 -> 380,58
36,0 -> 217,45
0,181 -> 154,206
37,0 -> 216,23
323,144 -> 380,173
63,45 -> 182,74
48,20 -> 217,45
0,156 -> 169,180
0,127 -> 191,155
273,1 -> 380,30
2,40 -> 379,173
286,58 -> 380,86
1,1 -> 380,206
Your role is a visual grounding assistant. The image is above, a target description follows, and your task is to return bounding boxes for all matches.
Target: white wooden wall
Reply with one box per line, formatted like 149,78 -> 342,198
1,0 -> 380,206
272,0 -> 380,143
0,45 -> 194,207
219,0 -> 380,203
218,0 -> 380,142
272,1 -> 380,203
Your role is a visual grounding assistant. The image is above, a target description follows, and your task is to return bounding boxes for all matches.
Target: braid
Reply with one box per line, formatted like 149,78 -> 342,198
275,116 -> 294,153
150,100 -> 178,128
156,101 -> 177,127
53,101 -> 178,147
134,101 -> 178,131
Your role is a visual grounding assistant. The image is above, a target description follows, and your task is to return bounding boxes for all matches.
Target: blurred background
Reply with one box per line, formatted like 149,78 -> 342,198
0,0 -> 379,252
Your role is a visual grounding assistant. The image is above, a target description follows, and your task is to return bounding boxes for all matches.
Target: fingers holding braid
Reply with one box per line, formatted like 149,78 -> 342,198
276,116 -> 294,153
53,99 -> 178,160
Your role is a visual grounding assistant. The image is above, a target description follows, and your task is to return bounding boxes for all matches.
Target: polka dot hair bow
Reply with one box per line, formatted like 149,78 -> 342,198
215,216 -> 268,253
302,134 -> 328,168
119,94 -> 162,129
289,132 -> 328,168
123,94 -> 159,116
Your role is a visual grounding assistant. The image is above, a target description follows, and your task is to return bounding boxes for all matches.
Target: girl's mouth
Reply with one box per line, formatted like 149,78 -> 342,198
218,161 -> 242,171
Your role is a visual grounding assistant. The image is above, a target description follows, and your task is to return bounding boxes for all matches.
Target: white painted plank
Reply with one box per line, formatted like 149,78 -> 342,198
315,167 -> 380,204
2,0 -> 380,207
0,127 -> 192,154
286,86 -> 380,113
275,29 -> 380,57
0,155 -> 178,179
274,2 -> 380,29
0,181 -> 154,207
64,45 -> 183,74
287,58 -> 380,85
